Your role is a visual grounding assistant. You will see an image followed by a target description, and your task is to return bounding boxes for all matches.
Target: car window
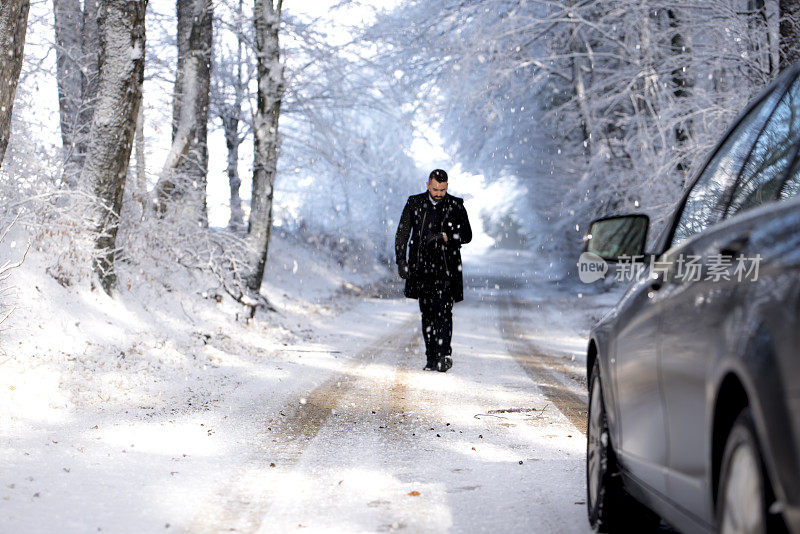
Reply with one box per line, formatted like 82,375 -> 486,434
671,87 -> 785,248
727,75 -> 800,216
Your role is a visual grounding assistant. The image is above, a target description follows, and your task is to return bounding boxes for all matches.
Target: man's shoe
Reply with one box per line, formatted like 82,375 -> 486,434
423,362 -> 436,371
436,356 -> 453,373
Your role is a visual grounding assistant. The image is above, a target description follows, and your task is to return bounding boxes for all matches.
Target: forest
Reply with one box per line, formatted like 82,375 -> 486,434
0,0 -> 798,308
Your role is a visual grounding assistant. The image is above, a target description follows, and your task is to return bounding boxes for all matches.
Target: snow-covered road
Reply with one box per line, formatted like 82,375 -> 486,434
1,248 -> 621,533
190,254 -> 612,533
213,292 -> 588,531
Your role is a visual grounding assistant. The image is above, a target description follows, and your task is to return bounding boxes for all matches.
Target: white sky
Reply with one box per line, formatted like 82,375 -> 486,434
286,1 -> 402,29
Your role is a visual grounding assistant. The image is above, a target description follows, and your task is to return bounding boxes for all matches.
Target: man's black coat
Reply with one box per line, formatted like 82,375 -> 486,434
395,192 -> 472,302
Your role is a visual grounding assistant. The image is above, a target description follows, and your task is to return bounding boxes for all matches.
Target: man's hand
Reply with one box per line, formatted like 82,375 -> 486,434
425,232 -> 446,245
398,262 -> 409,280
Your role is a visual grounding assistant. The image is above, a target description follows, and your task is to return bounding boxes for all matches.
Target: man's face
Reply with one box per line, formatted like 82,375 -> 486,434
427,179 -> 448,201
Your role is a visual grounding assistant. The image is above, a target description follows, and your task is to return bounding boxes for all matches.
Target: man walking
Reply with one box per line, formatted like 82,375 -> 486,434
395,169 -> 472,372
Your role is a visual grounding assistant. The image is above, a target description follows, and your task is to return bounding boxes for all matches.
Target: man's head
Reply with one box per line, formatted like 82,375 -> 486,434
427,169 -> 449,202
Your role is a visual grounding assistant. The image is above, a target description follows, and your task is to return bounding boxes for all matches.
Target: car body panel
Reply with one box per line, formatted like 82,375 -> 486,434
656,201 -> 763,520
610,274 -> 669,495
730,202 -> 800,518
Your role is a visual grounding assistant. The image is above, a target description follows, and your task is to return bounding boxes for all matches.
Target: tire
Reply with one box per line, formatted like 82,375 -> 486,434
717,409 -> 770,534
587,359 -> 660,533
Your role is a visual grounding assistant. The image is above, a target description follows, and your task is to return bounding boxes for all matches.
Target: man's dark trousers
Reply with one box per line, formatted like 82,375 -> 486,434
419,287 -> 453,367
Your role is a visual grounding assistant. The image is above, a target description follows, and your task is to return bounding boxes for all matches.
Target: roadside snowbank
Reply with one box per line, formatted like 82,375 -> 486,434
0,229 -> 393,532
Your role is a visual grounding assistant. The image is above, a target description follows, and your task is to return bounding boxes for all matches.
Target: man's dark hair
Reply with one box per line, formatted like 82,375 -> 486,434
429,169 -> 448,182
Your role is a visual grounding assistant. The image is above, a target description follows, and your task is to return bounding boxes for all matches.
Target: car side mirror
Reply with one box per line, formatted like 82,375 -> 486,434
584,215 -> 649,261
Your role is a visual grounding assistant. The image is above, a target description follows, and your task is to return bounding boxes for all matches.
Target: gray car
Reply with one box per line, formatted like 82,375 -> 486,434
585,62 -> 800,533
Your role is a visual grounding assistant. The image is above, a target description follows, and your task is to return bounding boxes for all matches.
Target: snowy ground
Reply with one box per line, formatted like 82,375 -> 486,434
0,235 -> 624,533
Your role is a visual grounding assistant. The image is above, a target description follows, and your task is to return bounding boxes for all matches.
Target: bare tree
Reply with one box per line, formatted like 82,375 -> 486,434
566,0 -> 594,158
0,216 -> 27,327
667,7 -> 694,181
0,0 -> 30,170
53,0 -> 83,185
244,0 -> 283,298
81,0 -> 100,139
746,0 -> 777,77
131,100 -> 146,211
79,0 -> 148,294
155,0 -> 213,225
212,0 -> 251,231
52,0 -> 100,188
780,0 -> 800,70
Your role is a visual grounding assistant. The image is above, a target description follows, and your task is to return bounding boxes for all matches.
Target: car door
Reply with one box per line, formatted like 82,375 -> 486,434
656,71 -> 800,522
612,269 -> 670,495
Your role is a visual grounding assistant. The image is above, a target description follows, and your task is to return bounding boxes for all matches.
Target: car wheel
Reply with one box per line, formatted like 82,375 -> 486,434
587,359 -> 659,532
718,409 -> 769,534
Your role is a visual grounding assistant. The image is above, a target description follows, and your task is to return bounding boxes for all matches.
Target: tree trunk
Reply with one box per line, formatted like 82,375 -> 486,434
81,0 -> 100,141
667,8 -> 694,183
747,0 -> 778,77
246,0 -> 283,295
53,0 -> 83,187
134,99 -> 146,206
155,0 -> 212,224
53,0 -> 99,188
225,0 -> 246,230
0,0 -> 30,171
79,0 -> 147,295
566,0 -> 592,157
780,0 -> 800,70
571,49 -> 592,155
224,115 -> 244,229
